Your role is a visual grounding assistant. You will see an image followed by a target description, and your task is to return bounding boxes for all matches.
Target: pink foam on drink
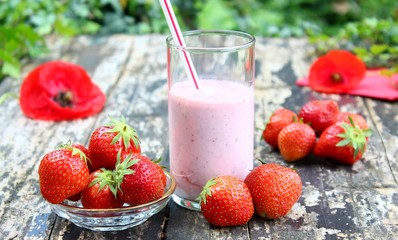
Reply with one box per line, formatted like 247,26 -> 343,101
169,80 -> 254,200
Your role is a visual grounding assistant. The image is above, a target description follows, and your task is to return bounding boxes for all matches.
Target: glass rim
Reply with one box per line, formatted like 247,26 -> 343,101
166,30 -> 256,53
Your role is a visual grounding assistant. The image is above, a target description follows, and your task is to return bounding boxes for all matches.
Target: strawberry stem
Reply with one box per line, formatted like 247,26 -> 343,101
90,169 -> 117,196
336,117 -> 372,158
112,151 -> 138,196
87,152 -> 139,198
196,178 -> 217,205
58,140 -> 90,164
152,157 -> 168,170
107,116 -> 140,150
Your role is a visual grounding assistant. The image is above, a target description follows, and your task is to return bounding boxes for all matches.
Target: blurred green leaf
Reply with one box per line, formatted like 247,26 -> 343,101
2,62 -> 21,79
0,49 -> 21,78
197,0 -> 238,30
0,49 -> 20,69
370,44 -> 389,55
353,47 -> 367,56
54,18 -> 77,36
82,21 -> 102,34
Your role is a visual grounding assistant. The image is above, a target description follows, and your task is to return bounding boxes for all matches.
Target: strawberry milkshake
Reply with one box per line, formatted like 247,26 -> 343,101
166,30 -> 255,210
169,80 -> 254,206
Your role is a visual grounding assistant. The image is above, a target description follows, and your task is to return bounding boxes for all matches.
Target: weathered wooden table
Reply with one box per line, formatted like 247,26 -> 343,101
1,34 -> 397,240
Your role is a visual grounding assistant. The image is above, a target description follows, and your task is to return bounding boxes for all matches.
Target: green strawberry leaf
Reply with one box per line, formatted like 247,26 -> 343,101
89,168 -> 119,197
107,116 -> 140,150
336,138 -> 350,147
196,178 -> 217,205
71,147 -> 88,162
58,140 -> 90,163
336,117 -> 372,158
113,151 -> 138,195
152,157 -> 168,170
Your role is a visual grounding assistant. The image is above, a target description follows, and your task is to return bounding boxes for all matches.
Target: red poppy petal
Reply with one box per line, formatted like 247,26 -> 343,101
308,50 -> 366,93
328,50 -> 366,87
20,61 -> 106,121
308,55 -> 347,93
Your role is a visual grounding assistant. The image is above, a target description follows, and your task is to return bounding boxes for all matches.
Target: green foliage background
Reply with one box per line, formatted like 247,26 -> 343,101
0,0 -> 397,80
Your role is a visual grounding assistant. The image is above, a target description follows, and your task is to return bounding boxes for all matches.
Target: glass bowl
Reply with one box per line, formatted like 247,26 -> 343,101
49,172 -> 176,231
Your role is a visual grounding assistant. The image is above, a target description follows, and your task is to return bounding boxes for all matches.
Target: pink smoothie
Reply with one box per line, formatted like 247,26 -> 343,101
169,80 -> 254,201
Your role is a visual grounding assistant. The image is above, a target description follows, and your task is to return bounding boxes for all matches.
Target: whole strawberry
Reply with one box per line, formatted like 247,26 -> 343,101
198,176 -> 254,227
38,144 -> 90,204
88,117 -> 141,171
337,112 -> 368,130
81,169 -> 124,209
298,100 -> 339,134
64,143 -> 89,202
278,122 -> 316,161
152,157 -> 167,187
262,108 -> 297,148
313,117 -> 372,164
116,153 -> 165,206
244,163 -> 302,219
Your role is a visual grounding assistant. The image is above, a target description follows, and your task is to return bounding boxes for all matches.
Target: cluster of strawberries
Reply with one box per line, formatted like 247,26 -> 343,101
197,163 -> 302,227
38,117 -> 166,209
262,99 -> 372,164
197,99 -> 371,227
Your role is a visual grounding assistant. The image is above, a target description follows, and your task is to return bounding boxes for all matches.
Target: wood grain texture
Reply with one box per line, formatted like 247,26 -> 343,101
0,35 -> 397,240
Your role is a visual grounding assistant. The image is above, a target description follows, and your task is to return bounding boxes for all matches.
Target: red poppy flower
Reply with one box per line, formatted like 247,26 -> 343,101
308,50 -> 366,93
20,61 -> 106,121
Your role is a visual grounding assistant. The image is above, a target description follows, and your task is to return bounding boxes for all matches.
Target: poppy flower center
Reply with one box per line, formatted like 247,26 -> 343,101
53,91 -> 74,108
331,73 -> 343,83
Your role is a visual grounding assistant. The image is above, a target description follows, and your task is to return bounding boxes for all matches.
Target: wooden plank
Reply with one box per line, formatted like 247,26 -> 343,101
167,202 -> 210,240
49,208 -> 168,240
365,98 -> 398,183
210,225 -> 250,240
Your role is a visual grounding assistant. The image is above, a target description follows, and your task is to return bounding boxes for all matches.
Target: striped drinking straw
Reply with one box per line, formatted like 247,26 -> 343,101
159,0 -> 201,89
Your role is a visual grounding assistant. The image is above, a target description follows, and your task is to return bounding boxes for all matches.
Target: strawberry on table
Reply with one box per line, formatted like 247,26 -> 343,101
244,163 -> 302,219
337,112 -> 369,130
81,169 -> 124,209
88,116 -> 141,171
298,99 -> 339,134
313,117 -> 372,164
38,144 -> 90,204
198,176 -> 254,227
115,153 -> 165,206
262,108 -> 297,148
278,122 -> 316,162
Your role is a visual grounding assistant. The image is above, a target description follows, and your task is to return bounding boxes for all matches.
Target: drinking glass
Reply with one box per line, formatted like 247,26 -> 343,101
167,30 -> 255,211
